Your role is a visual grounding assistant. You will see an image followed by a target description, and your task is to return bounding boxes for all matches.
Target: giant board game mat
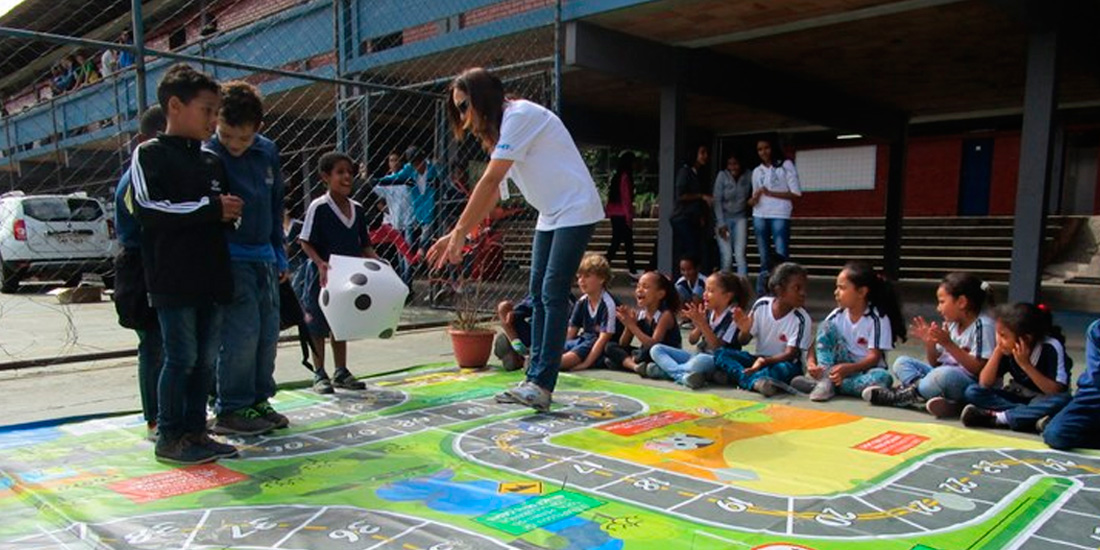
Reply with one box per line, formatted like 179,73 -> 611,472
2,366 -> 1099,550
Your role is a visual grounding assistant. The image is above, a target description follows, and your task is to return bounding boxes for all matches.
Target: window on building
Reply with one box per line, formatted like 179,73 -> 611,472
369,31 -> 402,53
797,145 -> 878,192
168,27 -> 187,50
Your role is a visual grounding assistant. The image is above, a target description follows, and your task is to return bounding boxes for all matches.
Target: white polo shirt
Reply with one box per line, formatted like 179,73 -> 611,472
823,306 -> 893,367
937,314 -> 996,366
751,159 -> 801,219
490,100 -> 604,231
748,297 -> 812,358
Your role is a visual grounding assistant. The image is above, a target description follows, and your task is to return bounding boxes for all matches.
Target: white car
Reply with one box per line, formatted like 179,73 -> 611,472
0,191 -> 117,293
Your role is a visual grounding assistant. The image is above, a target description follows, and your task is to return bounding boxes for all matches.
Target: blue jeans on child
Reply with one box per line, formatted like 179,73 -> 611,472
136,328 -> 163,425
1044,319 -> 1100,449
891,356 -> 976,402
753,217 -> 790,295
156,303 -> 223,437
715,348 -> 801,390
216,262 -> 280,415
965,385 -> 1071,432
650,345 -> 715,386
717,217 -> 749,277
815,321 -> 892,396
526,223 -> 595,392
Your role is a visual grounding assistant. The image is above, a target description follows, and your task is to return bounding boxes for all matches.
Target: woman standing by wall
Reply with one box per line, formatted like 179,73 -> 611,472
713,153 -> 752,276
750,137 -> 801,295
605,151 -> 639,278
429,68 -> 604,412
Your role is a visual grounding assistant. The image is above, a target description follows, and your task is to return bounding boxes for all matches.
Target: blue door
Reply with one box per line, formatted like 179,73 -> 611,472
958,139 -> 993,216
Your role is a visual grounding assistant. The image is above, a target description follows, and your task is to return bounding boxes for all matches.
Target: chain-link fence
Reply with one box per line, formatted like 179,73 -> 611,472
0,0 -> 563,364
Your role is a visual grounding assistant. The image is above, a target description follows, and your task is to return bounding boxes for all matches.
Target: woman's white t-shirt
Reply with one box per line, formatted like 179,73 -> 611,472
490,100 -> 604,231
751,159 -> 801,219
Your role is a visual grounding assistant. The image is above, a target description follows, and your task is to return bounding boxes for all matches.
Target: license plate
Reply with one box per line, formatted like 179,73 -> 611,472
53,234 -> 86,245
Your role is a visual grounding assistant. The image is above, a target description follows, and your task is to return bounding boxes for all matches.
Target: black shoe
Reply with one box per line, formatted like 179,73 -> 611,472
706,369 -> 731,386
188,432 -> 239,459
862,385 -> 920,407
961,404 -> 998,428
155,432 -> 219,465
332,368 -> 366,390
212,407 -> 276,436
312,374 -> 334,394
253,400 -> 290,429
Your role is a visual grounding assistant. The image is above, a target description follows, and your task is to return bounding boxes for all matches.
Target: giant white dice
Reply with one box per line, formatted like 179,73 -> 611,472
319,254 -> 408,341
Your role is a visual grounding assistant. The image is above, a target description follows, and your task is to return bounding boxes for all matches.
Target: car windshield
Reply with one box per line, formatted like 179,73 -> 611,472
22,198 -> 103,222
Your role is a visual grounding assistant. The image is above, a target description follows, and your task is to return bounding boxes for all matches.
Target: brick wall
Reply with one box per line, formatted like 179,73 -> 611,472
464,0 -> 554,28
404,22 -> 439,44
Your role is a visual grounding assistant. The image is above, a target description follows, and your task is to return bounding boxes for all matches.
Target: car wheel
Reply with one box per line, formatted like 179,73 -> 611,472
0,258 -> 20,293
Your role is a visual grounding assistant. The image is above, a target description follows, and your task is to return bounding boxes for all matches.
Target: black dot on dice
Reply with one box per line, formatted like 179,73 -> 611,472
350,273 -> 368,286
363,261 -> 382,272
354,294 -> 372,311
379,328 -> 394,339
321,289 -> 329,307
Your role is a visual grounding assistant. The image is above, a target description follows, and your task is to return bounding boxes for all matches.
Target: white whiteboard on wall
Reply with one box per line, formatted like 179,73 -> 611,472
796,145 -> 878,191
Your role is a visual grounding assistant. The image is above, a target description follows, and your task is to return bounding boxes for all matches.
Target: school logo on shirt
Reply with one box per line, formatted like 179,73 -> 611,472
497,143 -> 512,150
779,334 -> 788,343
857,337 -> 868,347
210,178 -> 222,192
265,166 -> 275,186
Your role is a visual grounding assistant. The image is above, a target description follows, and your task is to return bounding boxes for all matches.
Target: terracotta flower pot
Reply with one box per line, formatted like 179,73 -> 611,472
448,328 -> 495,369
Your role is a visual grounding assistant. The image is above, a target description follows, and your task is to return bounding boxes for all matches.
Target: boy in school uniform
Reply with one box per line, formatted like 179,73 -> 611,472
132,64 -> 243,465
207,81 -> 290,436
1043,319 -> 1100,449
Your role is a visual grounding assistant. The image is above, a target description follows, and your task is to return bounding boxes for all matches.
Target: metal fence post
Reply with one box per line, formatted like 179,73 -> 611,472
131,0 -> 148,113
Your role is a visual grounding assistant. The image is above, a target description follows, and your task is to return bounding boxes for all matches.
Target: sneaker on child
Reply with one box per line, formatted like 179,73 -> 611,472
253,400 -> 290,429
332,368 -> 366,390
155,432 -> 219,465
212,407 -> 276,436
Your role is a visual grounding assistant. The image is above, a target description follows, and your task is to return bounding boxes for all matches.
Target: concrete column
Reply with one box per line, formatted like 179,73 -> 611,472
658,81 -> 684,275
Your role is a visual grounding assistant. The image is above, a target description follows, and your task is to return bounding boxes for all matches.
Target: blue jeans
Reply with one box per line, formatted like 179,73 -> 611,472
650,344 -> 715,386
156,303 -> 223,437
402,221 -> 434,283
1044,319 -> 1100,449
717,217 -> 749,276
527,223 -> 595,392
715,349 -> 801,390
965,385 -> 1072,432
891,356 -> 976,402
216,262 -> 279,415
136,327 -> 163,424
753,217 -> 790,295
815,320 -> 892,397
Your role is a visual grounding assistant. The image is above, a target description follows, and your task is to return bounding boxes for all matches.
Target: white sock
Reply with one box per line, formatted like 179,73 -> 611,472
994,412 -> 1009,426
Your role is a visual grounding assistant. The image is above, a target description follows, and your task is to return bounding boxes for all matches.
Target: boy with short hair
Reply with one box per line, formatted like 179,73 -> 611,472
299,151 -> 379,393
132,63 -> 243,464
206,81 -> 288,436
560,254 -> 619,372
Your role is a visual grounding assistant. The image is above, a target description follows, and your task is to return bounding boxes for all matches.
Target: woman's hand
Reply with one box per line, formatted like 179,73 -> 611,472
427,230 -> 464,271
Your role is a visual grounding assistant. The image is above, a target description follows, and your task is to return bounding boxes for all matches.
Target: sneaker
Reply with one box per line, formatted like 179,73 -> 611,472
494,333 -> 525,372
789,375 -> 818,394
505,381 -> 552,413
644,363 -> 664,379
1036,415 -> 1051,434
332,368 -> 366,390
155,433 -> 218,465
510,339 -> 529,356
312,375 -> 334,394
253,401 -> 290,429
863,385 -> 920,407
188,432 -> 239,459
682,371 -> 707,390
809,379 -> 836,402
753,378 -> 782,397
707,370 -> 732,386
960,404 -> 997,428
925,397 -> 964,418
494,386 -> 522,404
212,408 -> 276,436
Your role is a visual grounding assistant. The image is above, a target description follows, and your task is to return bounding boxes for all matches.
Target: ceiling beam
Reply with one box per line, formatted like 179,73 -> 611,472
565,21 -> 908,140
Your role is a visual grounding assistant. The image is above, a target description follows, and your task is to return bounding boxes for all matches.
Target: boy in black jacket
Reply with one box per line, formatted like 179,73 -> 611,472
132,64 -> 243,464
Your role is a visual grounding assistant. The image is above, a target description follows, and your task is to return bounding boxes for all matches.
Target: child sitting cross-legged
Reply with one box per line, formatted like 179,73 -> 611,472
713,262 -> 811,397
604,271 -> 682,374
560,254 -> 620,372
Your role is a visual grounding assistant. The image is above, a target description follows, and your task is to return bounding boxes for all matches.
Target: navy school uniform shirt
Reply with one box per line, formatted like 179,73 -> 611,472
997,337 -> 1072,395
299,193 -> 372,263
206,134 -> 288,271
675,274 -> 706,300
634,309 -> 683,348
570,290 -> 620,340
697,306 -> 741,354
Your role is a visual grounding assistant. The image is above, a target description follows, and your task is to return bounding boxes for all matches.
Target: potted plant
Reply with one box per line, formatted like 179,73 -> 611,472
447,276 -> 495,369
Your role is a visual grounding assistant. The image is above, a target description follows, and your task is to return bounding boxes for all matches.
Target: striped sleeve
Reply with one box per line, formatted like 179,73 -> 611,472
872,308 -> 894,350
1041,340 -> 1071,386
975,316 -> 996,359
599,292 -> 618,334
130,143 -> 218,229
299,198 -> 323,242
791,308 -> 811,350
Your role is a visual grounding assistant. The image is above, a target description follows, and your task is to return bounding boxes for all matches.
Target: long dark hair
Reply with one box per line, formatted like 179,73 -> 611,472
711,271 -> 751,310
607,151 -> 635,205
843,261 -> 906,344
940,272 -> 995,314
649,271 -> 681,315
446,67 -> 505,153
994,302 -> 1065,346
757,135 -> 787,168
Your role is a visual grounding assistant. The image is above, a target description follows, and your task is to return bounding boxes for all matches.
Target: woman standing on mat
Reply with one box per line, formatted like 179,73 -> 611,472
428,67 -> 604,412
